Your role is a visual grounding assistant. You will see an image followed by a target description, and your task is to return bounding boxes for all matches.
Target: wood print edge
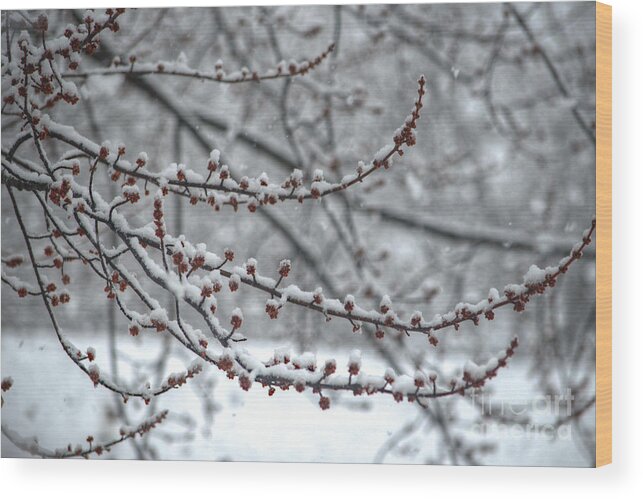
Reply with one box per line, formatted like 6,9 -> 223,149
595,0 -> 612,468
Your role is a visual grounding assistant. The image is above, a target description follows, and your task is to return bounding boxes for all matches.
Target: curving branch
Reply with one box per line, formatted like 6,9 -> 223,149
2,409 -> 168,458
35,74 -> 425,211
6,184 -> 204,402
53,191 -> 594,344
1,7 -> 595,421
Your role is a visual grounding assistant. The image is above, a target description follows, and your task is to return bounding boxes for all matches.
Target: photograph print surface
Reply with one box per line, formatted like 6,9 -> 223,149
1,2 -> 597,466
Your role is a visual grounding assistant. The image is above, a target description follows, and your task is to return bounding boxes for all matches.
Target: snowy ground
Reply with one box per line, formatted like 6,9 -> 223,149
1,329 -> 594,466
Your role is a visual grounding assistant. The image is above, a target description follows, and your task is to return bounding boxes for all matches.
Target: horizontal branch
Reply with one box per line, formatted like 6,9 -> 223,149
63,43 -> 335,84
230,336 -> 519,410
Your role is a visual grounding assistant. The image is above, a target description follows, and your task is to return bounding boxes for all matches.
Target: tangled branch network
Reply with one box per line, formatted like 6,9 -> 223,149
1,9 -> 595,457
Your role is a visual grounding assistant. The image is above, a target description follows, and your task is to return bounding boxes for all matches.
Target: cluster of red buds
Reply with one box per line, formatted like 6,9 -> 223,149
379,295 -> 392,314
391,75 -> 426,156
122,183 -> 141,204
190,252 -> 205,271
239,374 -> 252,391
110,271 -> 128,292
312,288 -> 324,305
505,272 -> 557,312
392,390 -> 404,403
292,354 -> 317,372
103,282 -> 116,300
48,179 -> 71,206
283,170 -> 303,190
172,249 -> 189,274
120,410 -> 169,439
6,9 -> 124,114
230,308 -> 244,331
216,354 -> 234,375
278,259 -> 291,279
318,396 -> 331,410
47,281 -> 70,306
323,359 -> 337,377
348,350 -> 361,377
228,274 -> 240,292
452,305 -> 481,330
410,311 -> 424,327
462,337 -> 519,389
218,165 -> 230,183
4,256 -> 23,268
245,258 -> 257,277
207,150 -> 220,174
200,283 -> 214,299
265,299 -> 281,319
504,287 -> 529,312
166,362 -> 203,389
384,369 -> 396,386
288,43 -> 335,76
151,318 -> 167,332
152,195 -> 166,239
175,164 -> 187,182
135,152 -> 148,169
414,371 -> 427,388
87,364 -> 100,387
77,9 -> 124,55
1,377 -> 13,392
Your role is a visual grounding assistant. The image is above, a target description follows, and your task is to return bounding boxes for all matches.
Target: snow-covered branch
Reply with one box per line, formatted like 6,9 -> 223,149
2,408 -> 169,458
1,7 -> 595,421
64,43 -> 335,84
32,74 -> 425,211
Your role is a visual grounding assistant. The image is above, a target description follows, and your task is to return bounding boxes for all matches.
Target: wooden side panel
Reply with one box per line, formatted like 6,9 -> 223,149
595,1 -> 612,468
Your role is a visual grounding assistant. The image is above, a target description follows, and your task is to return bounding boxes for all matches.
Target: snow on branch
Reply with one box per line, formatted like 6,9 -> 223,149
1,8 -> 594,415
1,120 -> 593,408
1,408 -> 169,458
3,180 -> 525,408
66,200 -> 594,346
5,185 -> 204,404
34,74 -> 425,212
2,9 -> 125,112
64,43 -> 336,84
225,335 -> 520,410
